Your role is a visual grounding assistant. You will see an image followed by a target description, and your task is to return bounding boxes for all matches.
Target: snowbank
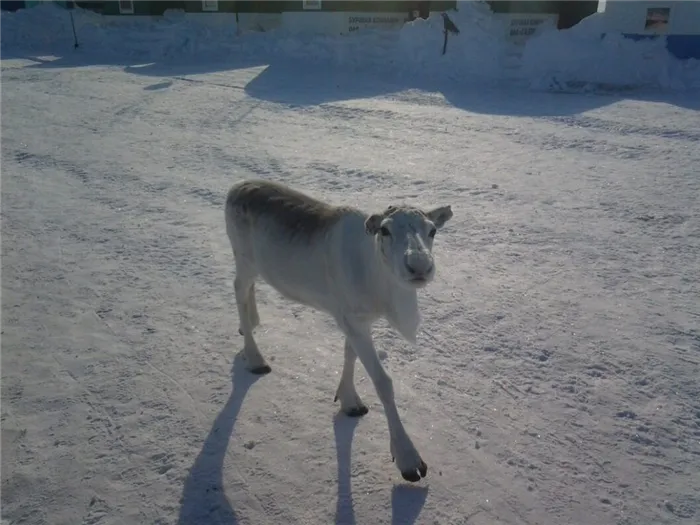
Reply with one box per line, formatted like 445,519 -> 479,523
262,2 -> 510,81
0,2 -> 508,82
396,2 -> 509,83
1,2 -> 91,55
2,2 -> 699,92
0,4 -> 241,62
522,12 -> 700,92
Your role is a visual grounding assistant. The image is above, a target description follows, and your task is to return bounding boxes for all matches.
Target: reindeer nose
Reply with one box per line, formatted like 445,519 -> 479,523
405,252 -> 433,277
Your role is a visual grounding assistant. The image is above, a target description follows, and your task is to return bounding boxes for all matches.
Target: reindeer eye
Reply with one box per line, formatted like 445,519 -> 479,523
429,228 -> 437,238
380,226 -> 391,237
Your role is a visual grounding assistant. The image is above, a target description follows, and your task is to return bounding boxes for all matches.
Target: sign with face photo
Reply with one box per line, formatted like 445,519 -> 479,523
645,7 -> 671,33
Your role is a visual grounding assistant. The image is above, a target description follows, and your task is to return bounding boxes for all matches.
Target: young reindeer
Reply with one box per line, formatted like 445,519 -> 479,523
225,179 -> 453,483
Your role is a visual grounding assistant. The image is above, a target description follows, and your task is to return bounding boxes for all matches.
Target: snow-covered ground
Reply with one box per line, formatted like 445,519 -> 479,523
2,3 -> 700,525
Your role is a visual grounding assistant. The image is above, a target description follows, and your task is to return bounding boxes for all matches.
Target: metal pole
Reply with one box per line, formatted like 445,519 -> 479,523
69,8 -> 79,49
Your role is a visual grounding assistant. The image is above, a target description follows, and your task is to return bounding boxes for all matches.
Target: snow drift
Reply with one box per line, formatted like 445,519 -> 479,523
0,2 -> 507,80
0,4 -> 241,62
396,2 -> 509,83
521,12 -> 700,92
2,2 -> 699,92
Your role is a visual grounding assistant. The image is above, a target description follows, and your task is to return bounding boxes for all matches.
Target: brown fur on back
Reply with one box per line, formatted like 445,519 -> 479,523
226,179 -> 353,241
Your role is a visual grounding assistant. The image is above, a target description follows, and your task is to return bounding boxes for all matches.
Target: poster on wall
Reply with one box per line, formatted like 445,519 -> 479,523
346,14 -> 408,33
303,0 -> 321,10
644,7 -> 670,32
496,13 -> 559,46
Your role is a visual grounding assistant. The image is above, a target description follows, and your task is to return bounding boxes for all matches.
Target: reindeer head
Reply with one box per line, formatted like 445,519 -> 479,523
365,204 -> 453,288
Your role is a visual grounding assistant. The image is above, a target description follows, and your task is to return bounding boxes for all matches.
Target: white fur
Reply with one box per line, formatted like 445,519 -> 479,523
225,181 -> 453,482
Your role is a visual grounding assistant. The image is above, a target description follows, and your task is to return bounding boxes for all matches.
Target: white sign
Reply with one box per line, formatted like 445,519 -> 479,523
303,0 -> 321,10
346,13 -> 409,34
498,13 -> 559,45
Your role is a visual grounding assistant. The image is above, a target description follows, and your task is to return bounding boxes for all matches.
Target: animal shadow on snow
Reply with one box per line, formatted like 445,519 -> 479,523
334,414 -> 359,524
178,353 -> 261,525
334,415 -> 428,525
177,353 -> 427,525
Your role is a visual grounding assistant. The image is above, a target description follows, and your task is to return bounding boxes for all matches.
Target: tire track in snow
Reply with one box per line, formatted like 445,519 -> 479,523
547,114 -> 700,143
166,71 -> 680,164
6,63 -> 699,524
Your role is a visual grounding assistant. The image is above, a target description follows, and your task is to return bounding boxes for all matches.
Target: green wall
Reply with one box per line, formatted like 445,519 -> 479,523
282,0 -> 457,13
487,1 -> 558,14
184,0 -> 284,13
213,1 -> 283,14
102,1 -> 456,16
102,1 -> 149,15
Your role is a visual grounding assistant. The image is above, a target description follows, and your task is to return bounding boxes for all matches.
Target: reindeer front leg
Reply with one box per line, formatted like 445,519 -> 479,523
340,318 -> 427,482
335,338 -> 369,417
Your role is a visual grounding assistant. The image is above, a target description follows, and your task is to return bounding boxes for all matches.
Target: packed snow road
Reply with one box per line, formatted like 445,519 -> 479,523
2,59 -> 699,525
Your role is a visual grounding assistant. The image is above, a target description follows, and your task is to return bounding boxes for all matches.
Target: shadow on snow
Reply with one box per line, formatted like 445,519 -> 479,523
177,353 -> 259,525
334,398 -> 429,525
7,46 -> 700,117
178,353 -> 428,525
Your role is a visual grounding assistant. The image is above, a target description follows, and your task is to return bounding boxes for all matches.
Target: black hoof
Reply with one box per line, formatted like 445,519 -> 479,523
419,461 -> 428,477
344,405 -> 369,417
401,461 -> 428,482
401,470 -> 421,482
250,364 -> 272,375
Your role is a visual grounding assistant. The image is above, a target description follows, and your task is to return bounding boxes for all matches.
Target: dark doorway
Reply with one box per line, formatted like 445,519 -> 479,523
1,1 -> 25,12
557,0 -> 599,29
149,1 -> 186,16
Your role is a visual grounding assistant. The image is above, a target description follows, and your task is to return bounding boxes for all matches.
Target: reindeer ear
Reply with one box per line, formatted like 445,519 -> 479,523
365,214 -> 383,235
426,205 -> 453,228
